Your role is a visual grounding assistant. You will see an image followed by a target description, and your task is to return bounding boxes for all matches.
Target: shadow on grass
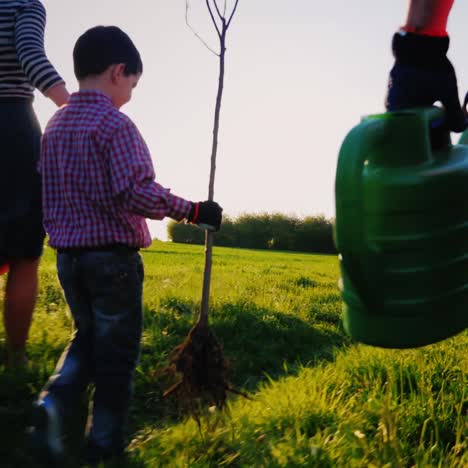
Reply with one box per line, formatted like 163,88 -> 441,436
130,298 -> 349,438
141,247 -> 203,258
0,364 -> 149,468
0,298 -> 348,467
0,364 -> 55,468
213,300 -> 348,388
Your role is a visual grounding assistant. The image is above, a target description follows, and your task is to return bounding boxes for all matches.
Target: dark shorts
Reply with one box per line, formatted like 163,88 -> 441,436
0,98 -> 45,261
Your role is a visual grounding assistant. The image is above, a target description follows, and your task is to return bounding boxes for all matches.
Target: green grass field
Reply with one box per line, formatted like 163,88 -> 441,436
0,241 -> 466,467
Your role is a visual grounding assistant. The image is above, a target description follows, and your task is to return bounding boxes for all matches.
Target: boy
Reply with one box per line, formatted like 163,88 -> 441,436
29,26 -> 222,464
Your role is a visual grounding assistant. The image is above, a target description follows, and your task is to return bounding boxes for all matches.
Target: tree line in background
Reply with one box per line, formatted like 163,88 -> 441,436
167,213 -> 337,254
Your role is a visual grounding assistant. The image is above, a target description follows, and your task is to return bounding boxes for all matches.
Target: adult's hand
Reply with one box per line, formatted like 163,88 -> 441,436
45,82 -> 70,107
386,31 -> 467,132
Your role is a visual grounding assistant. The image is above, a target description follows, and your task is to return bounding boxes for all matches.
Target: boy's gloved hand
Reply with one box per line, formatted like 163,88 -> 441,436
385,31 -> 467,132
187,200 -> 223,232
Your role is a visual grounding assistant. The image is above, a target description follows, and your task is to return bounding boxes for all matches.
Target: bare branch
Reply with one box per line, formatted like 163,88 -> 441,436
206,0 -> 222,38
186,0 -> 219,56
226,0 -> 240,29
212,0 -> 223,22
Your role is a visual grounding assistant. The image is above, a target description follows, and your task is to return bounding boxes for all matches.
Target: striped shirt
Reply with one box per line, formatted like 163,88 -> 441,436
0,0 -> 64,98
40,90 -> 192,248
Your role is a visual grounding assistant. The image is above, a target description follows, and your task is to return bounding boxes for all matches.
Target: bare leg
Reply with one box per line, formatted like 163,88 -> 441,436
3,257 -> 40,368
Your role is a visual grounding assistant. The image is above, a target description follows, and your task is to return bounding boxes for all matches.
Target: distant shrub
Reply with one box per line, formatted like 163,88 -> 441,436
167,221 -> 204,245
168,212 -> 337,254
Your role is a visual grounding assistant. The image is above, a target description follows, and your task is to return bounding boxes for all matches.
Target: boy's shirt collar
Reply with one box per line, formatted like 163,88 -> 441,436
69,89 -> 113,106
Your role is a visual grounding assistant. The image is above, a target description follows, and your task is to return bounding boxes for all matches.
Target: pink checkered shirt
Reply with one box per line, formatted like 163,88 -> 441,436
40,90 -> 191,248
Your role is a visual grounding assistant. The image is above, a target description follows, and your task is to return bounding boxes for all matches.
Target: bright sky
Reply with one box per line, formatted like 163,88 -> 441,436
35,1 -> 468,240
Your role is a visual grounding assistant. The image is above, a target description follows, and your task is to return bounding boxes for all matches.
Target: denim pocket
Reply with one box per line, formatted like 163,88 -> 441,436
82,251 -> 144,320
87,250 -> 141,280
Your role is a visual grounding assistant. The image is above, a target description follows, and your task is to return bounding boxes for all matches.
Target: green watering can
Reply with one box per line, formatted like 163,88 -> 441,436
335,107 -> 468,348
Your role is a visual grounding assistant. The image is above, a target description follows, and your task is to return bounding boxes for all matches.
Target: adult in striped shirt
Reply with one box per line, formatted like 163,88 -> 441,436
0,0 -> 69,369
30,26 -> 222,464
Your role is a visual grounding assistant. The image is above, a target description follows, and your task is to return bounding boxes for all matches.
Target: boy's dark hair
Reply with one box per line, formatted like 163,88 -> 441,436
73,26 -> 143,80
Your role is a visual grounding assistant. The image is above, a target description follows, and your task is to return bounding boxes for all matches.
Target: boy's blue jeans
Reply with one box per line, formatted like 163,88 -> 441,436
42,248 -> 143,459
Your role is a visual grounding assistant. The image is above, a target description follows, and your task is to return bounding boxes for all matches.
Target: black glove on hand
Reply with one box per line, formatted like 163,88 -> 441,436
187,200 -> 223,232
386,31 -> 467,132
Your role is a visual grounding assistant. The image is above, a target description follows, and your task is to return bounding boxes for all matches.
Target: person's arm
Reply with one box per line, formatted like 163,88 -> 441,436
385,0 -> 466,132
107,120 -> 222,231
15,0 -> 69,106
107,120 -> 191,221
44,83 -> 69,107
405,0 -> 454,35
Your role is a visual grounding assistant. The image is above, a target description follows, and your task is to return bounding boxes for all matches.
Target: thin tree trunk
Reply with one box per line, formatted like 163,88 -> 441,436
198,28 -> 226,326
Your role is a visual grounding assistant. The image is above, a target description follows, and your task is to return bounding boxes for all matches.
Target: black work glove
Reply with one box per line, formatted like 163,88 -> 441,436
386,31 -> 467,132
187,200 -> 223,232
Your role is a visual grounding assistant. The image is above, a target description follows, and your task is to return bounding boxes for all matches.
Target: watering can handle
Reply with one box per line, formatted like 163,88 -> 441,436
427,102 -> 468,146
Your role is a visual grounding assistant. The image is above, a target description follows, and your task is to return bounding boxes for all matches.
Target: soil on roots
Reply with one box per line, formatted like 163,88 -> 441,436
163,322 -> 248,419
